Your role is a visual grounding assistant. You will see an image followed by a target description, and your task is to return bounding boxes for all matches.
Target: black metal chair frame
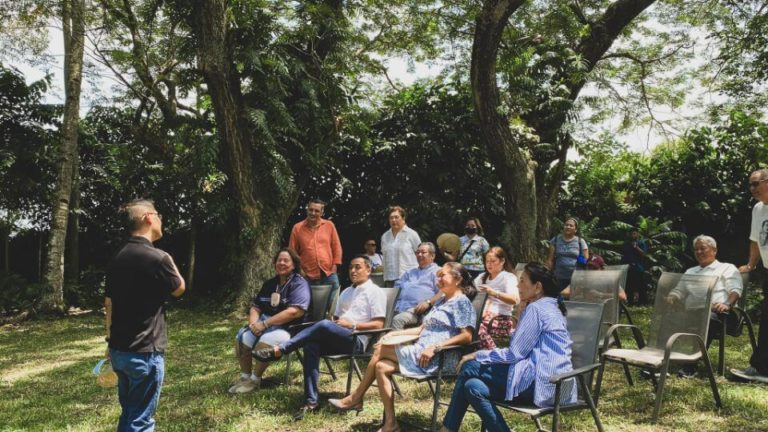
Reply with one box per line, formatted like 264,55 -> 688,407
319,286 -> 402,396
485,301 -> 606,432
263,283 -> 336,386
390,291 -> 489,431
594,273 -> 722,423
712,271 -> 757,375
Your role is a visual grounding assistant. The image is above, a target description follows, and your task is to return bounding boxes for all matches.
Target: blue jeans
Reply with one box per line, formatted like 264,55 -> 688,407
443,360 -> 533,432
279,319 -> 362,405
309,272 -> 340,293
110,350 -> 165,432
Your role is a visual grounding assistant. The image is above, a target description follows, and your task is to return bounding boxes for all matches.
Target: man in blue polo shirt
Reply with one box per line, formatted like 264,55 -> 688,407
105,199 -> 185,432
391,242 -> 443,329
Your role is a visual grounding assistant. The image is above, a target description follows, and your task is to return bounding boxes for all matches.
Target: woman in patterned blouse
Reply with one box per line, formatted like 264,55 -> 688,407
328,262 -> 477,432
441,262 -> 576,432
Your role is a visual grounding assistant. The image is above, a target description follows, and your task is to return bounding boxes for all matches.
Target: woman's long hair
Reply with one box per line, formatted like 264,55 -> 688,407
442,261 -> 477,299
274,247 -> 304,278
481,246 -> 515,284
524,262 -> 566,315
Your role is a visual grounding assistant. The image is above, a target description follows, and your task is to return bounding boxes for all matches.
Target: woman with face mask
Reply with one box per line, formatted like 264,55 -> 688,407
457,217 -> 490,280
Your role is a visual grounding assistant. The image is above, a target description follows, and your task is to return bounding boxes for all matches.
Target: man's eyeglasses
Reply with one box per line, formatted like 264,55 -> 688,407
749,178 -> 768,188
144,212 -> 162,220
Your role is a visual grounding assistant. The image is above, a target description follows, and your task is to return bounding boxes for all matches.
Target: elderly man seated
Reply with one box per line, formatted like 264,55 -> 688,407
666,234 -> 743,378
255,255 -> 386,420
391,242 -> 444,329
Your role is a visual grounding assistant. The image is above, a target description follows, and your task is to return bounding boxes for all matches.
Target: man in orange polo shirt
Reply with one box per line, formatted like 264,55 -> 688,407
289,199 -> 343,293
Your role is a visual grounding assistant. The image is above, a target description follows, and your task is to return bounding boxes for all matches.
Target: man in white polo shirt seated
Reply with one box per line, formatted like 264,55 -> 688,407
666,234 -> 742,378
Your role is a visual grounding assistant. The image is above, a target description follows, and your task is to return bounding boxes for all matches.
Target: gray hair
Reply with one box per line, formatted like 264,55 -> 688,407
753,169 -> 768,180
693,235 -> 717,250
417,242 -> 436,256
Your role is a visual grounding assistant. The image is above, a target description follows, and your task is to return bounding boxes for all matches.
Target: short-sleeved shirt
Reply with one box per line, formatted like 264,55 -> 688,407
681,260 -> 743,306
458,235 -> 490,272
396,294 -> 476,376
367,253 -> 384,273
106,236 -> 182,353
750,202 -> 768,268
474,270 -> 519,316
251,273 -> 311,327
335,279 -> 387,348
620,239 -> 647,272
381,225 -> 422,281
550,235 -> 588,280
288,218 -> 343,279
394,263 -> 440,312
476,297 -> 576,407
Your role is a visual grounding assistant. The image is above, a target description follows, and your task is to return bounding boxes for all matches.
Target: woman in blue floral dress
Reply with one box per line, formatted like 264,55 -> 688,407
329,262 -> 477,432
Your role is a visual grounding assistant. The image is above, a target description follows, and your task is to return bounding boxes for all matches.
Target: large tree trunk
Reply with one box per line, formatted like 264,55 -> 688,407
40,0 -> 85,313
64,160 -> 80,288
470,0 -> 656,264
470,0 -> 538,264
191,0 -> 298,307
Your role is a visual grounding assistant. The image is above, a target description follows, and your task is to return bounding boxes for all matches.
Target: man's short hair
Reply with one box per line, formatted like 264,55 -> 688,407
693,235 -> 717,250
351,254 -> 372,269
307,199 -> 326,209
417,242 -> 436,256
119,199 -> 155,232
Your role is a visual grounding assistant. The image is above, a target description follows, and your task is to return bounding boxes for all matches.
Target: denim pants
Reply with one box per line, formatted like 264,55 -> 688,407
751,269 -> 768,375
309,272 -> 340,293
110,349 -> 165,432
443,360 -> 533,432
279,319 -> 362,405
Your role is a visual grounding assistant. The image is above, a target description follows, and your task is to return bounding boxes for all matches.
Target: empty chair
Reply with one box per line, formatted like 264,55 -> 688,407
594,272 -> 721,423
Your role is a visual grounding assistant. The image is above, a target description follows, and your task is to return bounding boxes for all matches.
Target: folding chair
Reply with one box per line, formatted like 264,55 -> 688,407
272,284 -> 335,385
604,264 -> 635,325
569,269 -> 633,385
487,301 -> 606,432
713,271 -> 757,375
392,291 -> 488,431
321,285 -> 401,396
594,272 -> 722,423
371,273 -> 386,287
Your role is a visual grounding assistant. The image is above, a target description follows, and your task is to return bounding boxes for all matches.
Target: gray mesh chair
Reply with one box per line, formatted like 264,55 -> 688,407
394,291 -> 488,432
569,269 -> 633,385
488,301 -> 606,432
371,273 -> 385,288
321,285 -> 401,395
515,262 -> 527,276
273,284 -> 334,385
713,271 -> 757,375
594,272 -> 721,423
604,264 -> 635,325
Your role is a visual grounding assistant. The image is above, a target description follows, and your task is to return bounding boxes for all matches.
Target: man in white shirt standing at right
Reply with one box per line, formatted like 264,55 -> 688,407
732,168 -> 768,383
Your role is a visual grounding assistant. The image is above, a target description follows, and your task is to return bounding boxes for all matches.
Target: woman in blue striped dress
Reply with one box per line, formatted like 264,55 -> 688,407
441,262 -> 576,432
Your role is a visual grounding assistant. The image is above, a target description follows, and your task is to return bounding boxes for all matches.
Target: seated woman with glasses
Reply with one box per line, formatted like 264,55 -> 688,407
328,262 -> 477,432
441,263 -> 576,432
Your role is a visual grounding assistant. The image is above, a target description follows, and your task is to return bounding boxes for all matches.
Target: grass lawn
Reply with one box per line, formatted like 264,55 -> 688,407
1,305 -> 767,432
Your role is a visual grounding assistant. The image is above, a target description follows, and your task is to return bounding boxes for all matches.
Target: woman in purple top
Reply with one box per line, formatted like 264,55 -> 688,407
442,263 -> 576,432
228,248 -> 311,394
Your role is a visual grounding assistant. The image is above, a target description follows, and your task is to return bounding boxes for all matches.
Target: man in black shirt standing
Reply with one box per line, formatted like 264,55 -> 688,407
105,199 -> 185,432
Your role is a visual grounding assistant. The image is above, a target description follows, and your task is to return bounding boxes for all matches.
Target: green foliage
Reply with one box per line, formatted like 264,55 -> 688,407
300,82 -> 506,244
0,272 -> 38,314
0,63 -> 58,230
